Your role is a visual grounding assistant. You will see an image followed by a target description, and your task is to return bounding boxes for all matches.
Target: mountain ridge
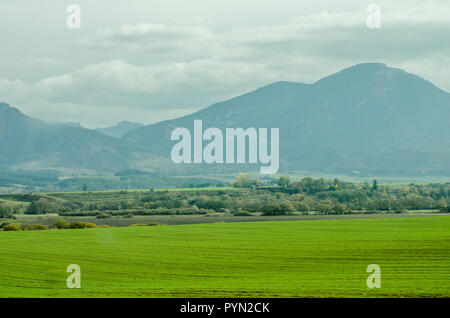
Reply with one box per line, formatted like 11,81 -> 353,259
123,63 -> 450,175
1,63 -> 449,176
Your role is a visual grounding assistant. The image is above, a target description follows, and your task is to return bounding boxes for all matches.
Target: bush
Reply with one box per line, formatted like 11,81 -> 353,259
29,224 -> 49,230
55,218 -> 70,229
70,222 -> 98,229
3,223 -> 23,231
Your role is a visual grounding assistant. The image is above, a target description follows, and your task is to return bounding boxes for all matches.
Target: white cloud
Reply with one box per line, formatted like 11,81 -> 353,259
1,3 -> 450,127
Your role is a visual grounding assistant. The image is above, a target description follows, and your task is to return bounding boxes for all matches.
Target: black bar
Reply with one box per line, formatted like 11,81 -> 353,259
1,298 -> 448,316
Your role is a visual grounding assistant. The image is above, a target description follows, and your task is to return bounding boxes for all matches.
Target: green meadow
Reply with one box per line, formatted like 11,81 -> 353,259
0,216 -> 449,297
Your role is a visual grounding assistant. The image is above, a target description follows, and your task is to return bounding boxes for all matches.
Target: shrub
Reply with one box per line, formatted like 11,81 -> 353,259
55,218 -> 70,229
3,223 -> 23,231
70,222 -> 98,229
30,224 -> 49,230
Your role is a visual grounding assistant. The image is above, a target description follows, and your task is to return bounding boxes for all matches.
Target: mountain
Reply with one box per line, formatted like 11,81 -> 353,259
96,121 -> 143,138
1,63 -> 449,176
123,63 -> 450,176
0,102 -> 139,173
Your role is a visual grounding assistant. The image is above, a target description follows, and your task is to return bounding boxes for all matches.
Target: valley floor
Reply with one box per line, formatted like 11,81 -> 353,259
0,216 -> 449,297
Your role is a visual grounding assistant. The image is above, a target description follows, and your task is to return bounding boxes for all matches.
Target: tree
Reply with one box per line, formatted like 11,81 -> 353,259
315,203 -> 333,215
232,174 -> 259,188
0,204 -> 12,218
278,176 -> 291,188
334,203 -> 348,214
373,180 -> 378,191
261,201 -> 294,215
25,199 -> 60,215
295,202 -> 310,212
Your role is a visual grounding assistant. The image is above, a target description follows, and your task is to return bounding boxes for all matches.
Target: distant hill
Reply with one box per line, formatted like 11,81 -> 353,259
0,102 -> 143,173
124,63 -> 450,176
1,63 -> 449,177
96,121 -> 143,138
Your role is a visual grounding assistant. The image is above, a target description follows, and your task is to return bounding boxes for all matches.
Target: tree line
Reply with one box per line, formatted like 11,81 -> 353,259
1,176 -> 449,218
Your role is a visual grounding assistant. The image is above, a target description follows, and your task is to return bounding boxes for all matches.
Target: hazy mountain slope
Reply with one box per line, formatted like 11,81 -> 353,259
0,103 -> 134,172
96,121 -> 144,138
2,63 -> 449,176
123,63 -> 450,175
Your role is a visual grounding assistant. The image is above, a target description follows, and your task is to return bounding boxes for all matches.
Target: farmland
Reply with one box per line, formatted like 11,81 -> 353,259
1,178 -> 449,225
0,216 -> 449,297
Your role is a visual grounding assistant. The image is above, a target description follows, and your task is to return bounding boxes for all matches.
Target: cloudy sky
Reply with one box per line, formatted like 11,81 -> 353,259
0,0 -> 449,128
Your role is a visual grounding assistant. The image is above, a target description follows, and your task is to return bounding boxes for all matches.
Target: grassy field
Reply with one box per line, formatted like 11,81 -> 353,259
0,216 -> 449,297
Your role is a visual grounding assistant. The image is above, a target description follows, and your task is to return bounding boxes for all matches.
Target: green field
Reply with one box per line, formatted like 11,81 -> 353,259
0,216 -> 449,297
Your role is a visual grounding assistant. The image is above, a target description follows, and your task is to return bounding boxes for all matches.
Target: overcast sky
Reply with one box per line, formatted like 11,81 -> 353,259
0,0 -> 449,128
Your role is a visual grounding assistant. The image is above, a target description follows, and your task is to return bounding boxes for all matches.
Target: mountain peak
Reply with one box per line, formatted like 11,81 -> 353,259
315,62 -> 389,84
343,62 -> 388,71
